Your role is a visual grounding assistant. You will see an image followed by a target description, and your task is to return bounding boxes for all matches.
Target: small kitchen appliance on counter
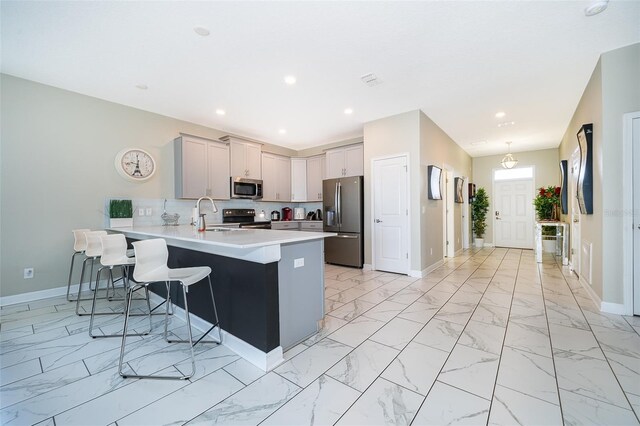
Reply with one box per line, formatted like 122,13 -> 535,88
271,210 -> 281,221
282,207 -> 293,221
294,207 -> 305,220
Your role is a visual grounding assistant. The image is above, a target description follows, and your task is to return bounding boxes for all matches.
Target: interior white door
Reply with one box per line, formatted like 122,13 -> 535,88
570,148 -> 581,276
444,169 -> 455,257
494,178 -> 534,248
373,156 -> 409,274
632,116 -> 640,315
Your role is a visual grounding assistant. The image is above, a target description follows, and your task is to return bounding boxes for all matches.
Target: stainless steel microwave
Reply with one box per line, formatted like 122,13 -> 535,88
230,177 -> 263,199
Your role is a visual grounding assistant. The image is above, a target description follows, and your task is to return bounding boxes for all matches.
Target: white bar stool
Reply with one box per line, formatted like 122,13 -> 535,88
66,229 -> 90,301
75,230 -> 107,316
118,238 -> 221,380
89,234 -> 149,338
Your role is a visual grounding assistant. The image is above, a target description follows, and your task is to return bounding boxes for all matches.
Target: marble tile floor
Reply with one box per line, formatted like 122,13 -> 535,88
1,248 -> 640,425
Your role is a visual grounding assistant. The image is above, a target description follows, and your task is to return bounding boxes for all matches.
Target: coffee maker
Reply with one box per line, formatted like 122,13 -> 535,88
282,207 -> 293,221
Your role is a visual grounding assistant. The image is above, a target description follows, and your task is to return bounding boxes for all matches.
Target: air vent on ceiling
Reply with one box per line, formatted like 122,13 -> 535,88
360,73 -> 382,87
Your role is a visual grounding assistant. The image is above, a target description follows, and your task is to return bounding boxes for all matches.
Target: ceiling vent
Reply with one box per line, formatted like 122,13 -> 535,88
360,73 -> 382,87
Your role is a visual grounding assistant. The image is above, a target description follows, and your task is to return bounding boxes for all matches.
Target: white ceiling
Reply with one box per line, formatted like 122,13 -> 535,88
2,1 -> 639,156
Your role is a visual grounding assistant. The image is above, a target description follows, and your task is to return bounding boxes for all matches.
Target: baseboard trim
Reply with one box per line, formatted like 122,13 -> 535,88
409,259 -> 444,278
0,283 -> 81,307
578,275 -> 602,313
600,302 -> 627,315
362,263 -> 373,271
148,293 -> 284,372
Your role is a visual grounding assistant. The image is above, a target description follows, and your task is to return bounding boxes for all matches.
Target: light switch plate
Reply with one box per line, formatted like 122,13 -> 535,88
294,258 -> 304,268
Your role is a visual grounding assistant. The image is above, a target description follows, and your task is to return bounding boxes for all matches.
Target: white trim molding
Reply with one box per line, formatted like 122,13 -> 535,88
621,111 -> 640,316
409,259 -> 445,278
0,283 -> 81,307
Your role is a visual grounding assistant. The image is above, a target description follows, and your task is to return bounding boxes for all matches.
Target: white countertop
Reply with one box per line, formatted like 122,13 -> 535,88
109,225 -> 336,264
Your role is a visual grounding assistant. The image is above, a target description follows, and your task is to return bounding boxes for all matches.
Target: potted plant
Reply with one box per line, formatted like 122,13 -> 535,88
534,186 -> 561,221
471,187 -> 489,248
109,199 -> 133,228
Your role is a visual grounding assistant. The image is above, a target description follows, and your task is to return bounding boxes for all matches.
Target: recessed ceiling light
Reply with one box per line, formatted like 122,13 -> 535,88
284,75 -> 296,85
279,129 -> 287,134
344,108 -> 353,115
498,121 -> 516,128
470,140 -> 487,146
215,109 -> 226,116
495,111 -> 506,118
135,84 -> 148,90
194,26 -> 210,36
584,0 -> 608,16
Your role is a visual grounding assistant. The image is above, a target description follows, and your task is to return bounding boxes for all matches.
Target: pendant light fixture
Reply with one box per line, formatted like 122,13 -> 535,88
501,141 -> 518,169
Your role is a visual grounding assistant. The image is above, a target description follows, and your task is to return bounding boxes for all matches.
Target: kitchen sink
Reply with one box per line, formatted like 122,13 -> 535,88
205,227 -> 243,232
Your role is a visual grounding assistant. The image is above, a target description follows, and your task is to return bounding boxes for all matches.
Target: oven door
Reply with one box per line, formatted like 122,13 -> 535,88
231,178 -> 263,199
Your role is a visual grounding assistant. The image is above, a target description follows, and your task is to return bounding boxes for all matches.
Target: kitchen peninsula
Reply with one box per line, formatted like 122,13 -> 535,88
110,225 -> 335,371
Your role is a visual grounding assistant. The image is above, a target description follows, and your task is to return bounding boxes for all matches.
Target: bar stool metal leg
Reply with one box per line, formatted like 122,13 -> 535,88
66,251 -> 84,301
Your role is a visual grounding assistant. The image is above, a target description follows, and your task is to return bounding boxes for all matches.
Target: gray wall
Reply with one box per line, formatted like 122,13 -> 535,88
419,112 -> 472,269
472,148 -> 560,245
0,74 -> 343,297
558,43 -> 640,304
362,110 -> 473,274
363,110 -> 422,272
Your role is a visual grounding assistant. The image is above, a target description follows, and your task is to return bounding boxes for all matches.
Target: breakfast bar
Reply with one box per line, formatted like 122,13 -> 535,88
110,225 -> 335,371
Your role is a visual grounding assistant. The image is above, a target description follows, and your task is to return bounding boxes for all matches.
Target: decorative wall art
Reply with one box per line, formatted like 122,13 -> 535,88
454,177 -> 464,203
559,160 -> 568,214
468,183 -> 476,199
427,165 -> 442,200
576,123 -> 593,214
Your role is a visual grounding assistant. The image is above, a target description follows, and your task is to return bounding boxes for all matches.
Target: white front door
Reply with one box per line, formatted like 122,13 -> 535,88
570,148 -> 581,276
632,116 -> 640,315
373,156 -> 409,274
494,178 -> 534,248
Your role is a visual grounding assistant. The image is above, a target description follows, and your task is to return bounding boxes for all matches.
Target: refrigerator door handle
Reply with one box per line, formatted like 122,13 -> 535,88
334,182 -> 339,226
337,181 -> 342,226
335,234 -> 358,239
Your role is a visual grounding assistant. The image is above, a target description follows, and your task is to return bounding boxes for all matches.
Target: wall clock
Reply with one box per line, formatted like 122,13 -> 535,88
114,148 -> 156,182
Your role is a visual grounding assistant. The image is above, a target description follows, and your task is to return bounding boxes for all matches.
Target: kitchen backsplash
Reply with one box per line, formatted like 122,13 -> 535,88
104,197 -> 322,227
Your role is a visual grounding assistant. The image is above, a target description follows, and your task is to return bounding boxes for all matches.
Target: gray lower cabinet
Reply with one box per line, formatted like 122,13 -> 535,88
271,222 -> 299,230
278,240 -> 324,349
271,221 -> 324,231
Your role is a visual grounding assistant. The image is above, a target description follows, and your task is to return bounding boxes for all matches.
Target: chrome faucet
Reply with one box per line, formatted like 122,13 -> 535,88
194,197 -> 218,229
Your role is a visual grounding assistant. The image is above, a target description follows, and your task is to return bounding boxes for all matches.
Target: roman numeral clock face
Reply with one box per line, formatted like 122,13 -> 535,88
115,148 -> 156,182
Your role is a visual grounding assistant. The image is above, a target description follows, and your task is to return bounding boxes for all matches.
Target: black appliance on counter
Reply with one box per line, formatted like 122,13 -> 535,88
222,209 -> 271,229
270,210 -> 280,221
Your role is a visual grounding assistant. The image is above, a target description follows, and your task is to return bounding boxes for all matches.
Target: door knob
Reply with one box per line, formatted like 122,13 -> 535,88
573,219 -> 579,223
375,219 -> 382,223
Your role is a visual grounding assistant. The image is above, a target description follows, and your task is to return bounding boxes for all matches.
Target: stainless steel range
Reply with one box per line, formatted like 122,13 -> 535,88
222,209 -> 271,229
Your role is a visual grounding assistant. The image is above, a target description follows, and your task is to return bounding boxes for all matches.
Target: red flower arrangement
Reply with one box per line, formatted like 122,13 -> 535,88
534,186 -> 561,220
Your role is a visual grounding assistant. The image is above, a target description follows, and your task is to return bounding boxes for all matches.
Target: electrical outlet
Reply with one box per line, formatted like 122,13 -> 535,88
146,208 -> 152,216
24,268 -> 34,279
294,258 -> 304,268
138,208 -> 145,216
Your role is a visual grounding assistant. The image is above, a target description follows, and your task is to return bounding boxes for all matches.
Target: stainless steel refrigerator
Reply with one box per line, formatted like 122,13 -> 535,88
323,176 -> 364,268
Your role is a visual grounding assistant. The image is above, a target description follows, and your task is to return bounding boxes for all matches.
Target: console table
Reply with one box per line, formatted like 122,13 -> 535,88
534,221 -> 569,265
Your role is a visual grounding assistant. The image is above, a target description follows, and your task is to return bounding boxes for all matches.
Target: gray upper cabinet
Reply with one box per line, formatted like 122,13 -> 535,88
262,153 -> 291,201
306,155 -> 325,201
325,144 -> 363,178
174,134 -> 230,199
291,158 -> 307,202
224,136 -> 262,179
